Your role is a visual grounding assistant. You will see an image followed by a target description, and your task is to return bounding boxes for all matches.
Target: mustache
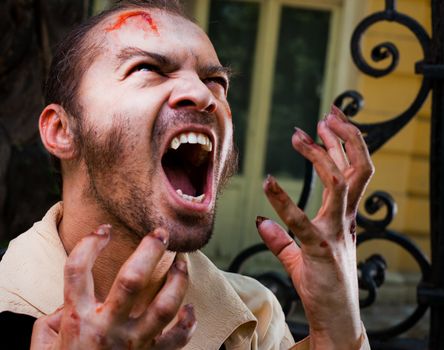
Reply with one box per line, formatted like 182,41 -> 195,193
151,109 -> 221,160
152,109 -> 218,139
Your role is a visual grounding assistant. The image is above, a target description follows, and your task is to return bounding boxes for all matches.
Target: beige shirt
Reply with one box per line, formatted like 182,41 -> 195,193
0,203 -> 369,349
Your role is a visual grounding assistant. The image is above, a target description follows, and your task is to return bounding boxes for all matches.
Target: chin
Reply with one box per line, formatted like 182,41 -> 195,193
163,214 -> 215,252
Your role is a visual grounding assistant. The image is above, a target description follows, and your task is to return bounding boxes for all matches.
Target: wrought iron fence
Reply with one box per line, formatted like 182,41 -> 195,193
228,1 -> 444,349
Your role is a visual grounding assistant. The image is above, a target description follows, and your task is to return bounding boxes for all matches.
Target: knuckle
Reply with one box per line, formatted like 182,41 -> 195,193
64,260 -> 86,280
358,163 -> 375,182
175,330 -> 190,347
349,124 -> 362,138
366,162 -> 375,178
153,298 -> 178,324
286,212 -> 308,230
117,272 -> 145,294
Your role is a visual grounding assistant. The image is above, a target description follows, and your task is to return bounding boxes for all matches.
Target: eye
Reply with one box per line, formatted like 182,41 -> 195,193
204,76 -> 229,92
129,63 -> 163,75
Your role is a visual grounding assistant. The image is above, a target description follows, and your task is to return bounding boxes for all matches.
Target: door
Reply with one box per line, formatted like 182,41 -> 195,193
201,0 -> 339,269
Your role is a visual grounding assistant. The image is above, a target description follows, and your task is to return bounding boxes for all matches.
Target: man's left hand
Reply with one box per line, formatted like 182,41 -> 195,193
256,105 -> 374,350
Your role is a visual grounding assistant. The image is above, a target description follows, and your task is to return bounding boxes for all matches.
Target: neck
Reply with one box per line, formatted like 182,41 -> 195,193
59,176 -> 175,306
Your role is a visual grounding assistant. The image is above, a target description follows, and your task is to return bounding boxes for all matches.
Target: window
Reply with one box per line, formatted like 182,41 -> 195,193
201,0 -> 348,266
208,2 -> 260,173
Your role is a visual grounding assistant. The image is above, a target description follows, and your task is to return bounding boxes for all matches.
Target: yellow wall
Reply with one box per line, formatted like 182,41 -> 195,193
356,0 -> 431,272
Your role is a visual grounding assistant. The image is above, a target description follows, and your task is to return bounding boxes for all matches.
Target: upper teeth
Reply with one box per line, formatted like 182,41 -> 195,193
170,132 -> 212,152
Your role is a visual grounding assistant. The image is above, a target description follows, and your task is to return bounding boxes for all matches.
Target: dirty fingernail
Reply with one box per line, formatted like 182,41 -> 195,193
152,228 -> 168,246
174,259 -> 188,274
95,224 -> 112,236
329,104 -> 349,122
318,119 -> 327,128
265,175 -> 283,195
255,216 -> 269,228
294,127 -> 314,144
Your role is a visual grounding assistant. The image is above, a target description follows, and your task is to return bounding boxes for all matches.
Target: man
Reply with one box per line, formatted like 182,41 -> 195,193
0,0 -> 374,349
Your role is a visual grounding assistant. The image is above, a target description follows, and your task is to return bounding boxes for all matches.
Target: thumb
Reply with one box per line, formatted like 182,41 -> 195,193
46,306 -> 64,332
256,217 -> 301,273
31,307 -> 63,350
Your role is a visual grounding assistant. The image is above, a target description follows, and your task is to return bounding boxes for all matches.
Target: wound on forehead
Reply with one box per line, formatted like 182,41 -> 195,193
106,10 -> 159,34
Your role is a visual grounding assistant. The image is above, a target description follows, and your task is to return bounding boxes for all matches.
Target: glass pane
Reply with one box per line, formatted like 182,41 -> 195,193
208,1 -> 260,173
265,7 -> 330,178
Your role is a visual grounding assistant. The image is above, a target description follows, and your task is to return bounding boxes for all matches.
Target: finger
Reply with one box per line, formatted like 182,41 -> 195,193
317,118 -> 349,172
64,225 -> 111,307
291,129 -> 347,222
151,304 -> 196,350
105,228 -> 169,321
133,255 -> 189,341
30,308 -> 63,349
256,217 -> 302,273
325,106 -> 374,213
46,306 -> 64,332
263,175 -> 317,244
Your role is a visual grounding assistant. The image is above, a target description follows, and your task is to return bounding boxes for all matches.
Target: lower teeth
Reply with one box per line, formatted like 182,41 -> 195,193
176,189 -> 205,203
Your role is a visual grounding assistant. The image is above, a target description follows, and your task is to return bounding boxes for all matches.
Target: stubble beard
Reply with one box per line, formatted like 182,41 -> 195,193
75,109 -> 238,252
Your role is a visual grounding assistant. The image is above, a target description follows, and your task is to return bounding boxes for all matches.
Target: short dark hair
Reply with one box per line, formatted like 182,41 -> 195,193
43,1 -> 190,177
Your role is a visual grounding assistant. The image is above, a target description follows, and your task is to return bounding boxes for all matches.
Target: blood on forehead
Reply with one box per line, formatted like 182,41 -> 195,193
106,10 -> 159,34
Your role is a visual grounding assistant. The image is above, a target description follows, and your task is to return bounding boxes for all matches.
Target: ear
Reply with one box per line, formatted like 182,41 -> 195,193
39,104 -> 77,160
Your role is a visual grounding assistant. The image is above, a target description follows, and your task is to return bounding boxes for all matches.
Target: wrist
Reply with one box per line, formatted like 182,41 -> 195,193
309,321 -> 364,350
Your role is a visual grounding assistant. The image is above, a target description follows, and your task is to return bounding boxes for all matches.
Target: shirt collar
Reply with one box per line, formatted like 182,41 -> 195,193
4,202 -> 258,349
183,251 -> 257,349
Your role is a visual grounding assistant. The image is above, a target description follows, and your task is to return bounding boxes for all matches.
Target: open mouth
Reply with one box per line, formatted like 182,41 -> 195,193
161,131 -> 213,205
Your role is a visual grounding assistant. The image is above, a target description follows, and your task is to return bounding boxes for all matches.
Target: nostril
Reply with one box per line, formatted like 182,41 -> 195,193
176,100 -> 196,108
205,103 -> 216,113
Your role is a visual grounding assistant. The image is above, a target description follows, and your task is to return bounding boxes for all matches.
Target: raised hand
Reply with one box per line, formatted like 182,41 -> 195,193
31,225 -> 195,350
256,105 -> 374,350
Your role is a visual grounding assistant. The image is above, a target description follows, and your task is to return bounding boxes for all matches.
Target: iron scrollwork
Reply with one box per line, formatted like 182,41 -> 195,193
335,0 -> 432,154
229,0 -> 434,346
356,191 -> 431,340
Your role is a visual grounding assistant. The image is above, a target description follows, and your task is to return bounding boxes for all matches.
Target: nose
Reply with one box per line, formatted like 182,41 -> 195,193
168,74 -> 217,113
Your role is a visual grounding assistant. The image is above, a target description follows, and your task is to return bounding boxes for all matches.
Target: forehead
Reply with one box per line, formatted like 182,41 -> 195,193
94,8 -> 220,66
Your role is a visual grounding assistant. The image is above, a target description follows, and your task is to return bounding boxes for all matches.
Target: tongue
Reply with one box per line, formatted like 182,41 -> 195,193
164,166 -> 196,196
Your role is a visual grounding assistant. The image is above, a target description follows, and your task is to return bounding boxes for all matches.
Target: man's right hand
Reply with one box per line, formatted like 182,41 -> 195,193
30,225 -> 195,350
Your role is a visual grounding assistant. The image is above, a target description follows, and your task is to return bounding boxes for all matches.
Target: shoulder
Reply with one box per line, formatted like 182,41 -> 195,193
0,202 -> 65,317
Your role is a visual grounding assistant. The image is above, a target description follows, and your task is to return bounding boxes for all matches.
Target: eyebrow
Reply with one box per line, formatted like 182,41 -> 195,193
200,65 -> 232,80
116,47 -> 178,70
116,47 -> 232,80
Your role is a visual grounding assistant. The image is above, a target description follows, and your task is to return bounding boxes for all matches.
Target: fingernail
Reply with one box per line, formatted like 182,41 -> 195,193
255,216 -> 269,228
294,127 -> 314,144
180,304 -> 195,329
95,224 -> 112,236
329,104 -> 348,122
152,228 -> 168,246
265,174 -> 283,195
174,259 -> 188,274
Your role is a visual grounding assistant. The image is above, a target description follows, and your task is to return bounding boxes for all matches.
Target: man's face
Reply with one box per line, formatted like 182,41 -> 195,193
74,9 -> 236,251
